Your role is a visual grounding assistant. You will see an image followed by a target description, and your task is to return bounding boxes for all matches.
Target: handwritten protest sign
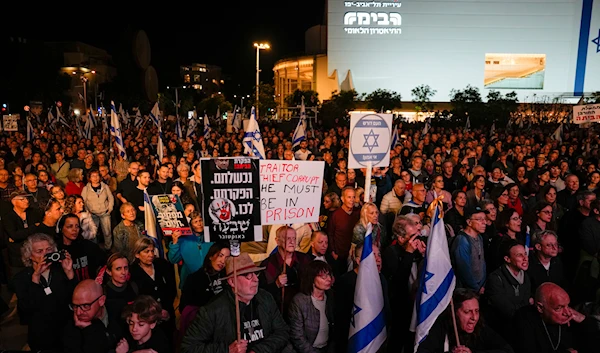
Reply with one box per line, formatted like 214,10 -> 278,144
573,104 -> 600,124
259,160 -> 324,225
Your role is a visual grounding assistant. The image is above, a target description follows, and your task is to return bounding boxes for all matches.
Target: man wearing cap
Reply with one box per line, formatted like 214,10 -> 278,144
3,190 -> 42,278
182,252 -> 290,353
450,206 -> 488,293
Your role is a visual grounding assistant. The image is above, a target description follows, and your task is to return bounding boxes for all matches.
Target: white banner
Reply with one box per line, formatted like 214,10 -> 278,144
2,114 -> 19,131
573,104 -> 600,124
259,160 -> 324,225
348,112 -> 393,169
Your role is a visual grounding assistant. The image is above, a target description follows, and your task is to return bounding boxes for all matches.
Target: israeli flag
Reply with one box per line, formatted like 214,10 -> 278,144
489,122 -> 495,137
413,206 -> 456,351
422,117 -> 431,135
187,115 -> 198,138
134,109 -> 144,129
83,114 -> 92,140
157,127 -> 164,160
464,115 -> 471,131
552,123 -> 563,143
149,102 -> 161,128
203,114 -> 212,139
88,106 -> 96,128
56,106 -> 69,128
143,190 -> 164,259
47,109 -> 55,125
175,118 -> 183,139
292,97 -> 307,148
243,107 -> 266,159
232,105 -> 241,132
390,125 -> 399,149
26,117 -> 35,141
348,223 -> 387,353
110,101 -> 127,159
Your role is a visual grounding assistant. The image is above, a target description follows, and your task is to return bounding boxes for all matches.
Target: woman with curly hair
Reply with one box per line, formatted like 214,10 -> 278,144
64,194 -> 98,242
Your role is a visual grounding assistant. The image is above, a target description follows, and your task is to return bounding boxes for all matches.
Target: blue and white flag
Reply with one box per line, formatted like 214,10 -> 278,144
243,107 -> 266,159
149,102 -> 161,128
422,117 -> 431,135
26,117 -> 35,141
390,125 -> 399,149
413,205 -> 456,351
551,123 -> 563,143
110,101 -> 127,159
175,119 -> 183,139
489,122 -> 496,137
48,108 -> 55,125
83,114 -> 92,140
143,189 -> 165,259
464,115 -> 471,131
56,106 -> 69,128
134,109 -> 144,129
187,115 -> 198,138
292,97 -> 307,148
157,127 -> 164,161
348,223 -> 387,353
203,114 -> 212,139
88,106 -> 96,128
231,105 -> 241,132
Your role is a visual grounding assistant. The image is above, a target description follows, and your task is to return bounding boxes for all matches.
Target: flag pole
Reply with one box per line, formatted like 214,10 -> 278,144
230,240 -> 242,342
364,162 -> 372,203
281,260 -> 287,314
450,298 -> 461,347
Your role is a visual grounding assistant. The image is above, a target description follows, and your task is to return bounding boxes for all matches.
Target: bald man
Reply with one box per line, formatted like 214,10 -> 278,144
513,282 -> 592,353
63,279 -> 123,353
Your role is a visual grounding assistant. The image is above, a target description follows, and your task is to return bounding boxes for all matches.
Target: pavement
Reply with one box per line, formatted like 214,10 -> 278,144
0,284 -> 28,351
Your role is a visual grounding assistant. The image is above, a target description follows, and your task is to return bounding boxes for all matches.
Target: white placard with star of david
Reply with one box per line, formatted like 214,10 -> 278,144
348,113 -> 392,169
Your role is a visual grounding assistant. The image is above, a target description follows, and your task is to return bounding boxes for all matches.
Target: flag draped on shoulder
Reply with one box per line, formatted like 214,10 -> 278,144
292,97 -> 307,148
243,107 -> 266,159
143,189 -> 164,259
413,203 -> 456,351
110,101 -> 127,159
348,223 -> 387,353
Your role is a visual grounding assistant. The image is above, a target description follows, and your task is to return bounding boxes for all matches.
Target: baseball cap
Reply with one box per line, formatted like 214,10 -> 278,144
464,206 -> 490,219
9,190 -> 29,201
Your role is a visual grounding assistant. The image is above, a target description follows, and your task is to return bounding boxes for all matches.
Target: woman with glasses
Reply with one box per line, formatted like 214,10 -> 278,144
50,185 -> 68,210
488,208 -> 524,273
288,261 -> 335,353
426,174 -> 453,210
14,233 -> 75,352
537,184 -> 564,228
528,202 -> 555,233
129,237 -> 177,345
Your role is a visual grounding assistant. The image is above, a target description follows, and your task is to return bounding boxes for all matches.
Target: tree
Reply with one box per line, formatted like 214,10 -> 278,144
196,94 -> 232,117
252,83 -> 278,118
485,90 -> 519,125
411,84 -> 437,118
319,89 -> 359,128
586,91 -> 600,104
364,89 -> 402,111
284,89 -> 320,107
449,85 -> 483,122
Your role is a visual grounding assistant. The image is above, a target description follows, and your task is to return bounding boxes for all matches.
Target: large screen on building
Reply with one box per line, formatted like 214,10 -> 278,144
328,0 -> 600,101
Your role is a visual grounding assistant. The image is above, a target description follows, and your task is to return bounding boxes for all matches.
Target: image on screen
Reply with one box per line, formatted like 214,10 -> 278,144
484,53 -> 546,90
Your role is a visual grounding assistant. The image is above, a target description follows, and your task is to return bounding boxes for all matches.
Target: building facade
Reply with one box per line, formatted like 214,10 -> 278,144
180,63 -> 223,96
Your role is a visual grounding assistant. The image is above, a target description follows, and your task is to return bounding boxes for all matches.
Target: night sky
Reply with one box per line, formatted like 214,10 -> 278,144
6,2 -> 326,97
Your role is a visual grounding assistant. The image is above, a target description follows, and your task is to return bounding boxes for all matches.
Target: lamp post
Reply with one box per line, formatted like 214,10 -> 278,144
253,42 -> 270,119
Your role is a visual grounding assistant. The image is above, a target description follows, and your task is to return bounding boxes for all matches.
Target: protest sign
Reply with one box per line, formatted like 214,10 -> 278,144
348,112 -> 392,169
201,157 -> 262,242
149,194 -> 192,236
573,104 -> 600,124
259,160 -> 324,225
2,114 -> 19,131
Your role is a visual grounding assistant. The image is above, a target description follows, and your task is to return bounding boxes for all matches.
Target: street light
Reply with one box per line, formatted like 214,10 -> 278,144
253,42 -> 270,119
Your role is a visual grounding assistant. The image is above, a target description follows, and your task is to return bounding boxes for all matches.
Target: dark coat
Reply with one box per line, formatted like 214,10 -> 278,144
288,291 -> 335,353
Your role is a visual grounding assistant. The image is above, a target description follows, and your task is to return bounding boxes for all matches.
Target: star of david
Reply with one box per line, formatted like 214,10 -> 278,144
253,131 -> 262,141
363,129 -> 379,152
350,304 -> 362,328
422,271 -> 434,294
592,29 -> 600,53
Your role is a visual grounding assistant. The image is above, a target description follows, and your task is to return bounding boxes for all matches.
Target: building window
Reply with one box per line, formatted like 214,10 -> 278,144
184,74 -> 190,83
194,75 -> 200,82
484,53 -> 546,89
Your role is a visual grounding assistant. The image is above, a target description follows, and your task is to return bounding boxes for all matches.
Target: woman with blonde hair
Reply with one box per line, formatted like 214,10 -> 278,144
352,202 -> 387,248
65,168 -> 84,196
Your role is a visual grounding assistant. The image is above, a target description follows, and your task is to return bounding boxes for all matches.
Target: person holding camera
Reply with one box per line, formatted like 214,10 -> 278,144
13,233 -> 76,352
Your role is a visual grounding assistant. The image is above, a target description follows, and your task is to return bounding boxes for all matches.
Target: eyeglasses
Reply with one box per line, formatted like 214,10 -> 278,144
470,217 -> 487,223
240,271 -> 261,280
70,295 -> 103,311
318,272 -> 333,279
510,216 -> 522,221
540,210 -> 553,214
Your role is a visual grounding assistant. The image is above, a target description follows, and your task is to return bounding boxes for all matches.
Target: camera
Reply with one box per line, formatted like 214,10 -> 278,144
44,251 -> 66,263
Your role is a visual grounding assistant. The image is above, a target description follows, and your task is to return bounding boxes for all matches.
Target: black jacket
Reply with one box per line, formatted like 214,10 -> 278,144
63,314 -> 123,353
129,258 -> 177,315
59,237 -> 107,282
288,292 -> 335,353
526,253 -> 567,293
180,267 -> 226,311
14,265 -> 76,351
486,265 -> 532,324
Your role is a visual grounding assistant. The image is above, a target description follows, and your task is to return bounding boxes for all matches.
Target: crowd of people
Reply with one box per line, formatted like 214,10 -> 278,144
1,111 -> 600,353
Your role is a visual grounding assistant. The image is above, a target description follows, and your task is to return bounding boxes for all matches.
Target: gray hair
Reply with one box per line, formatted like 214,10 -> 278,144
177,163 -> 190,174
21,233 -> 57,267
531,229 -> 558,248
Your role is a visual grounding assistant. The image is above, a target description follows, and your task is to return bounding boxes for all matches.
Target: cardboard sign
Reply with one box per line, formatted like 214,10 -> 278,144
259,160 -> 324,225
150,194 -> 192,236
348,112 -> 392,168
573,104 -> 600,124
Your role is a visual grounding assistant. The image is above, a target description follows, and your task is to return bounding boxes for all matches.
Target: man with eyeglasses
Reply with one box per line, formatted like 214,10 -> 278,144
450,206 -> 489,293
182,253 -> 290,353
23,172 -> 50,218
527,230 -> 566,293
63,279 -> 123,353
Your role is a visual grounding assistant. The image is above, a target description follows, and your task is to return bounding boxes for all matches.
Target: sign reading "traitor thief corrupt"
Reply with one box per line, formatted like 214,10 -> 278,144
259,160 -> 324,225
